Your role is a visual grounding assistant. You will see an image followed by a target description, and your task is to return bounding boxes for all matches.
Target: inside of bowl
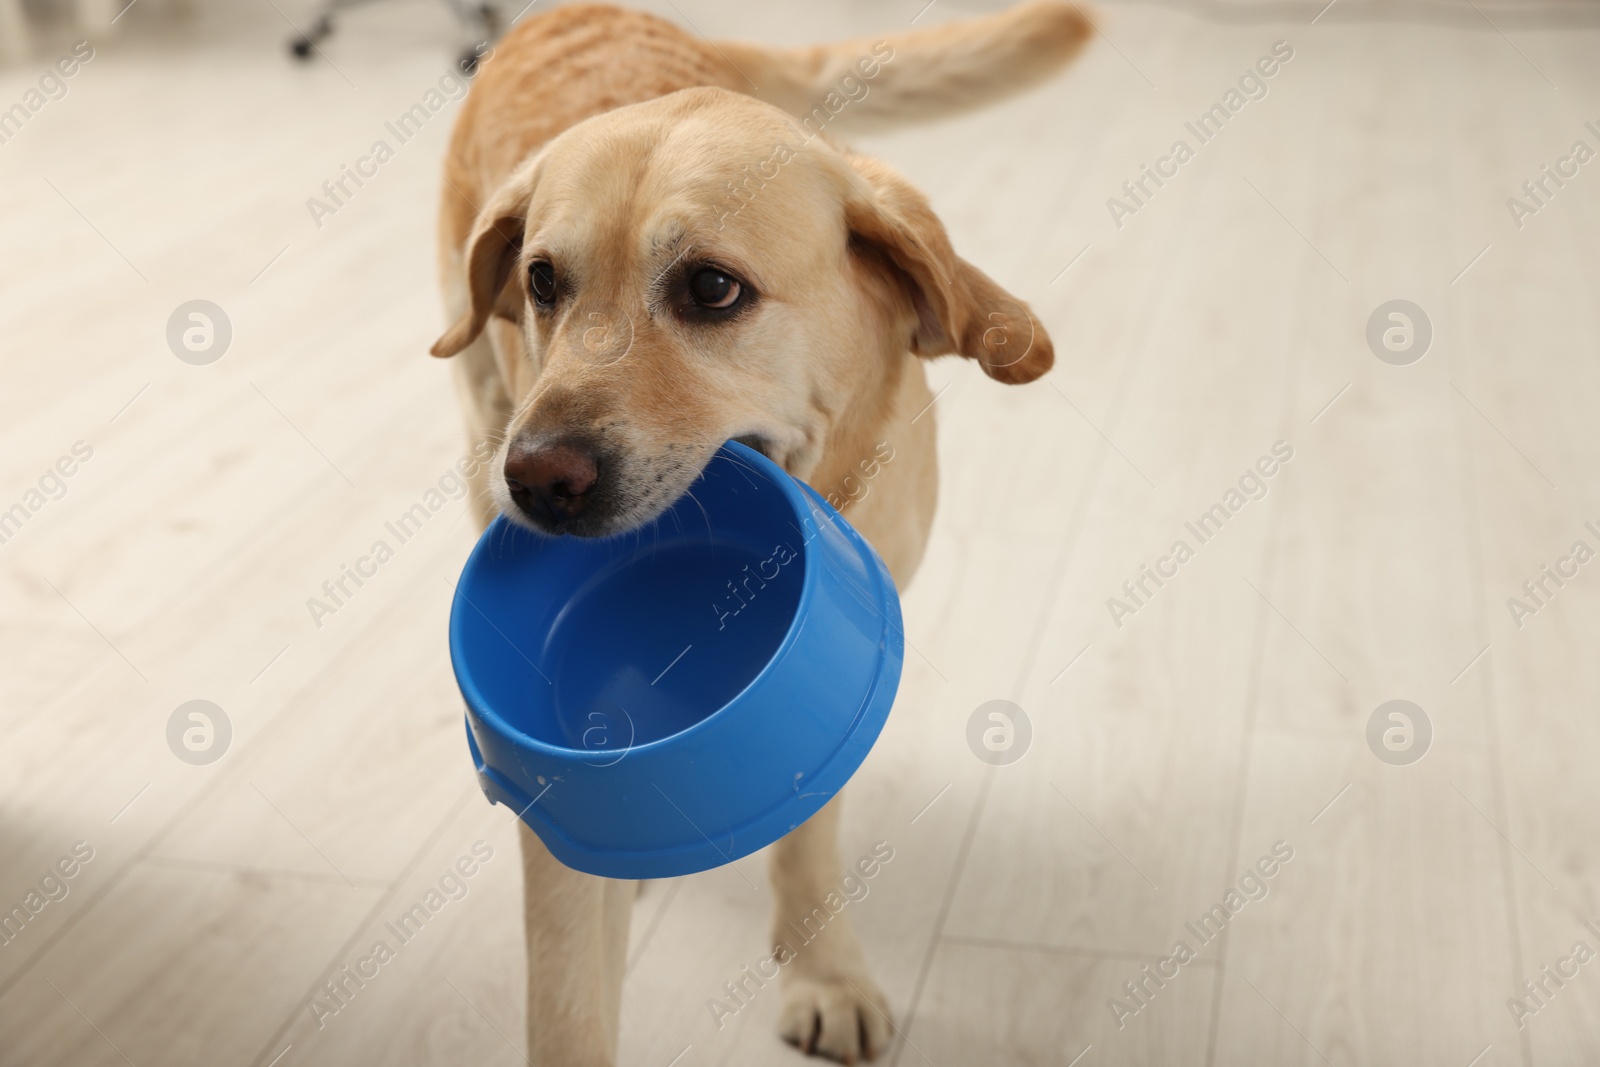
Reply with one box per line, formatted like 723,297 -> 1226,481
460,448 -> 807,752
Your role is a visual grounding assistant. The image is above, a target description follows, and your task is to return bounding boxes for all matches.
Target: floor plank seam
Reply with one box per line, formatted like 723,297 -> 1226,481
941,934 -> 1225,967
139,853 -> 394,890
241,781 -> 481,1067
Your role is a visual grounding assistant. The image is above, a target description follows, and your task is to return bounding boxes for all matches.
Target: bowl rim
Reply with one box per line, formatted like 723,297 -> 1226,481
450,440 -> 846,762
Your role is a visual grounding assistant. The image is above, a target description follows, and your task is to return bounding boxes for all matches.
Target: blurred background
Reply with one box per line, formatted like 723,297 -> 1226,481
3,0 -> 1600,1064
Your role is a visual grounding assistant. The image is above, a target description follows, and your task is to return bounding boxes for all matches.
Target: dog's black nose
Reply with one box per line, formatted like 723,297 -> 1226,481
504,439 -> 599,524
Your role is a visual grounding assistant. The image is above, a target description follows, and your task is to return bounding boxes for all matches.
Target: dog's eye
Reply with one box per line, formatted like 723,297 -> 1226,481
688,268 -> 741,310
529,260 -> 557,307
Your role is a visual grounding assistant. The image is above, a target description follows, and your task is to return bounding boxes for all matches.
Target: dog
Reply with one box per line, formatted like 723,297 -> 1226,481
431,3 -> 1089,1061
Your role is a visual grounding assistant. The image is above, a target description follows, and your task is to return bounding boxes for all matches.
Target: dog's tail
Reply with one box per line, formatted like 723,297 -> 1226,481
715,1 -> 1092,133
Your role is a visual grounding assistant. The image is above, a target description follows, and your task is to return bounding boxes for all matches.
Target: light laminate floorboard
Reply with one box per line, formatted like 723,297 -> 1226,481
3,1 -> 1599,1064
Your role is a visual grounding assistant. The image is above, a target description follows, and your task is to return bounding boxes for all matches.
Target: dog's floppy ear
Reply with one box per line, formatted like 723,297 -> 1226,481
431,163 -> 538,359
842,154 -> 1053,384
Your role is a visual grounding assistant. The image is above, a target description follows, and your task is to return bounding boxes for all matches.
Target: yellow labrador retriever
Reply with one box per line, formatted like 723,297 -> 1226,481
432,3 -> 1088,1061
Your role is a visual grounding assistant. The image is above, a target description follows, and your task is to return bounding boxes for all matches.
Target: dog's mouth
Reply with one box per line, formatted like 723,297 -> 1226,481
731,433 -> 773,461
500,435 -> 745,540
500,434 -> 787,540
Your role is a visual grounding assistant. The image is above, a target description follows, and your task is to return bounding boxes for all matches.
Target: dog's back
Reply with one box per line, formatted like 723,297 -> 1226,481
440,2 -> 1090,256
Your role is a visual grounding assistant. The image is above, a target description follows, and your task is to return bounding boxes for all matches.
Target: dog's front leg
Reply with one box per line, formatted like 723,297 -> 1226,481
769,795 -> 892,1062
519,822 -> 634,1066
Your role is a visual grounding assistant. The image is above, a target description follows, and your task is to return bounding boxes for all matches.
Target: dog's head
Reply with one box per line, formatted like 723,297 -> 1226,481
433,87 -> 1052,537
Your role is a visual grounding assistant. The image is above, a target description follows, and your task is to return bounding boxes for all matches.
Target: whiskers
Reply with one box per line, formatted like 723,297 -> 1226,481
721,452 -> 767,489
681,488 -> 714,538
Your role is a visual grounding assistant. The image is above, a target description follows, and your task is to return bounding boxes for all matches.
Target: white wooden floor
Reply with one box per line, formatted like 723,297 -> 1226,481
4,0 -> 1600,1064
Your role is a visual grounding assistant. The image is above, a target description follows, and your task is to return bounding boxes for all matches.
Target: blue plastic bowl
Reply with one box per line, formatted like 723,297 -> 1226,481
448,441 -> 904,879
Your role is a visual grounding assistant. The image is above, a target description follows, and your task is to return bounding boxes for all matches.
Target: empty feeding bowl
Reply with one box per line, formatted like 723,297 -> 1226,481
448,440 -> 904,879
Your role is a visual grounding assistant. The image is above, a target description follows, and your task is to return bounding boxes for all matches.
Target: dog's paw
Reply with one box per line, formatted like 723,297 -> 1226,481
776,973 -> 892,1064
